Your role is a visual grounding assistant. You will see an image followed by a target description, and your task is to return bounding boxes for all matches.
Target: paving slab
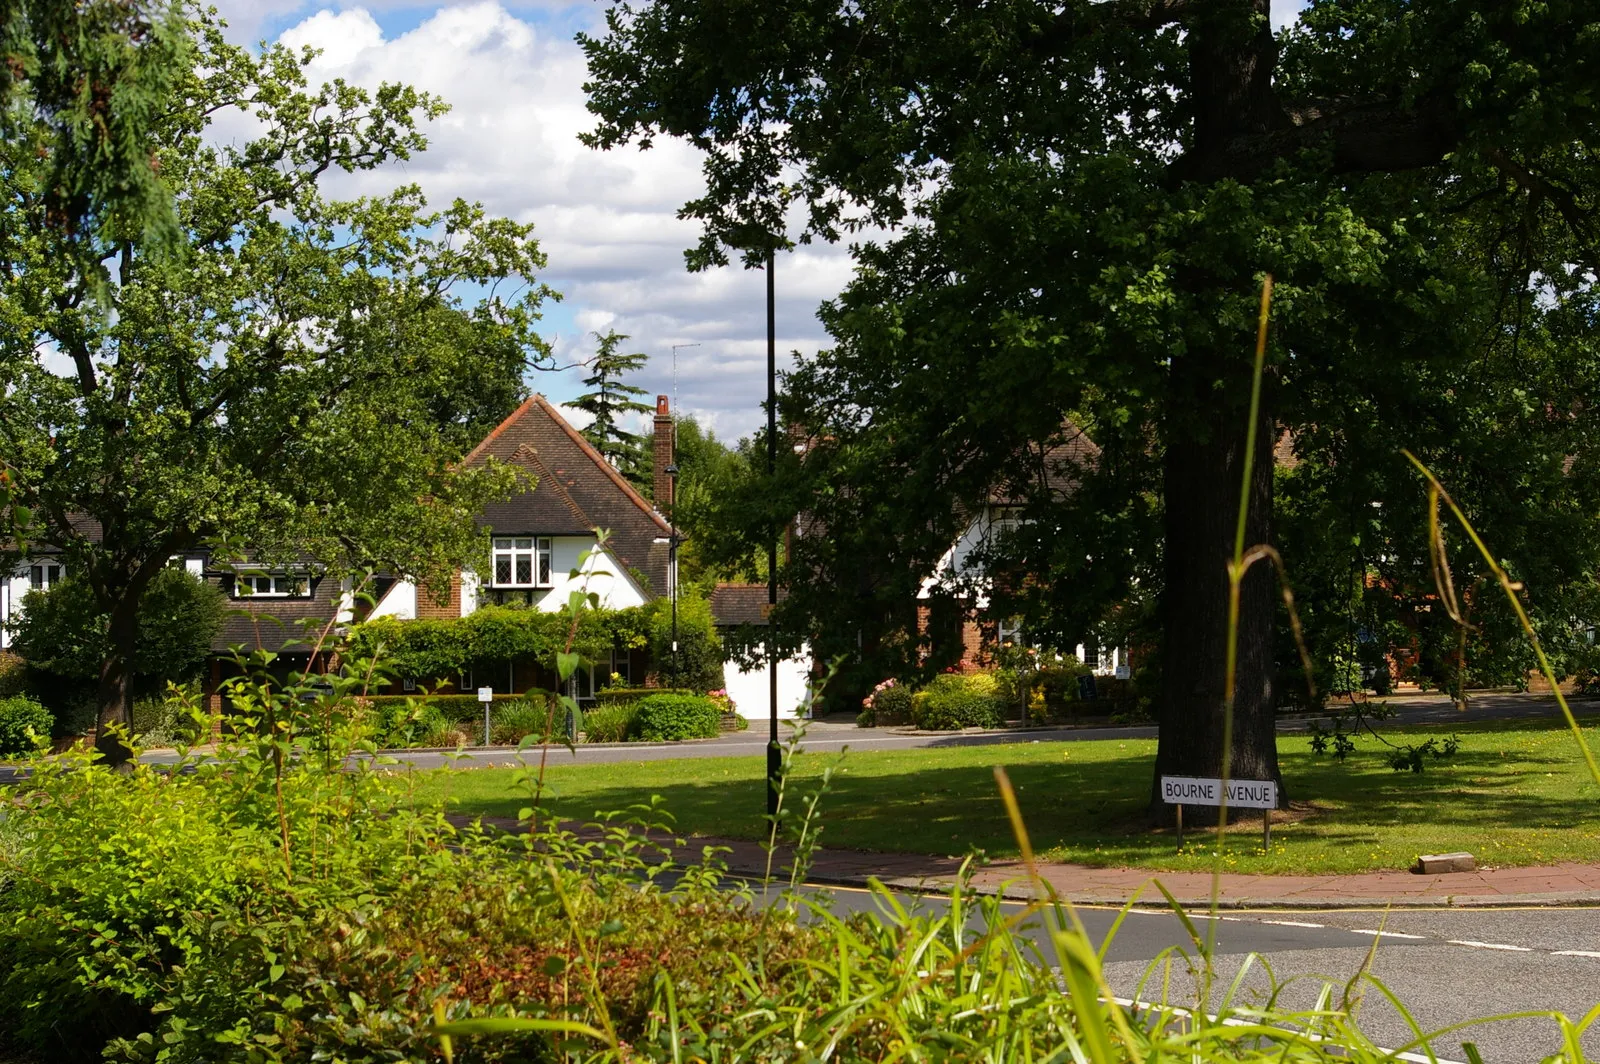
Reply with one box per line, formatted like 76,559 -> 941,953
451,813 -> 1600,909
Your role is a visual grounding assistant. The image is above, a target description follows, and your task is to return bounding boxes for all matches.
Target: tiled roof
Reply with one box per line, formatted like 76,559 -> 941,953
464,396 -> 674,598
710,583 -> 776,627
211,567 -> 343,654
987,420 -> 1101,505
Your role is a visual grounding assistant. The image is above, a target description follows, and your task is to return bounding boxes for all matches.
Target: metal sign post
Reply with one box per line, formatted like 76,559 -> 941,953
1160,775 -> 1277,851
478,686 -> 494,746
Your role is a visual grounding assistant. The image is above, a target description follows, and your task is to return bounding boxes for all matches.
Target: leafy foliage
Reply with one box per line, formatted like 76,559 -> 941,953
349,605 -> 651,687
647,592 -> 724,692
0,7 -> 546,753
631,693 -> 720,741
0,695 -> 50,756
11,569 -> 224,696
578,699 -> 638,743
581,0 -> 1600,798
912,673 -> 1007,731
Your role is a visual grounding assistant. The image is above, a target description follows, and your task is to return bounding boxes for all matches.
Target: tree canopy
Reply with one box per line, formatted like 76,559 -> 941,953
583,0 -> 1600,808
0,7 -> 553,759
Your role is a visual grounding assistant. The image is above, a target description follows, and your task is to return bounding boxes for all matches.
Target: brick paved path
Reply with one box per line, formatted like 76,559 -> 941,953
453,814 -> 1600,908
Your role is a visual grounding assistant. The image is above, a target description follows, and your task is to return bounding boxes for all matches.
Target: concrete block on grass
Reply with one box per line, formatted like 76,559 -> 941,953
1413,852 -> 1475,875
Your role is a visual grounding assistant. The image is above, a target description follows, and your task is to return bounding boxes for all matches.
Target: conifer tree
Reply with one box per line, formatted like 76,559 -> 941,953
568,331 -> 654,494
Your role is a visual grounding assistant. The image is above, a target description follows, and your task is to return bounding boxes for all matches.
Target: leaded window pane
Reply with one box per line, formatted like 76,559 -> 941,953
495,557 -> 511,584
516,557 -> 532,584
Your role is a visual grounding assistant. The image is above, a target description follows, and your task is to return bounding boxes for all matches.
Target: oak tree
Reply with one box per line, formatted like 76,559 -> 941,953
583,0 -> 1600,811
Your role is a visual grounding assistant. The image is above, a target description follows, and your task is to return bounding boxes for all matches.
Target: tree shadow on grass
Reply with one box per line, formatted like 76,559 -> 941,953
442,722 -> 1600,870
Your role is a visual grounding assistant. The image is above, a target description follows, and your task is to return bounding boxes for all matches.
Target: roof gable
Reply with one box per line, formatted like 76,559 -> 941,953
465,396 -> 674,597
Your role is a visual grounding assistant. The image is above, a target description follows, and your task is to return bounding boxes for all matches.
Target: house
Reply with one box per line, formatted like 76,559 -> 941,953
5,394 -> 684,706
709,582 -> 811,720
356,393 -> 680,697
915,422 -> 1132,675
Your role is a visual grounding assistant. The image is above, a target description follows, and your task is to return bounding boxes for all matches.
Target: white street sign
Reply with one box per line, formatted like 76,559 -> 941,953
477,686 -> 494,703
1160,775 -> 1276,810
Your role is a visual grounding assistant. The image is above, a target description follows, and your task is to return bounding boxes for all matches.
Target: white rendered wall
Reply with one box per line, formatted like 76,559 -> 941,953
723,642 -> 813,720
532,538 -> 648,613
369,579 -> 418,621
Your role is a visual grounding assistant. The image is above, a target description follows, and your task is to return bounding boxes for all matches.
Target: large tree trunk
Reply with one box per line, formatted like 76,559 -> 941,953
1150,354 -> 1281,821
94,591 -> 141,766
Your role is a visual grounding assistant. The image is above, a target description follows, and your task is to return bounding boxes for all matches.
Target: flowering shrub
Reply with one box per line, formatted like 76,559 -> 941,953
858,677 -> 914,727
707,688 -> 736,715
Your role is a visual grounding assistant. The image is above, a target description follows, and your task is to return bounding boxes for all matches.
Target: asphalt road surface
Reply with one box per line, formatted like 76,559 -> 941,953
794,883 -> 1600,1063
359,689 -> 1597,771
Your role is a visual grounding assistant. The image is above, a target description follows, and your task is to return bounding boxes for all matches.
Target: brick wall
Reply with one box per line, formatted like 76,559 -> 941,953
416,575 -> 461,619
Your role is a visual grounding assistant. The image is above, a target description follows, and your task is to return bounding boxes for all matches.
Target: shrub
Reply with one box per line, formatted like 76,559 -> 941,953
633,692 -> 720,741
0,651 -> 26,697
11,569 -> 225,696
129,687 -> 206,748
648,593 -> 725,692
912,673 -> 1006,730
582,699 -> 639,742
0,695 -> 51,756
858,678 -> 914,727
490,698 -> 564,745
369,699 -> 450,748
362,692 -> 545,726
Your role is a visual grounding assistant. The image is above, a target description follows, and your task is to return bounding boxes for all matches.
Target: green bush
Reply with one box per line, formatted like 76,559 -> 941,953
490,698 -> 562,745
0,694 -> 51,756
633,692 -> 720,741
129,687 -> 205,748
369,699 -> 450,748
873,682 -> 914,725
0,651 -> 26,697
648,593 -> 725,692
582,699 -> 639,742
912,673 -> 1007,730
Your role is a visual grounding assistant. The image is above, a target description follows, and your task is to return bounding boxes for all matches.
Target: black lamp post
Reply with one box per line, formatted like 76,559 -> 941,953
766,246 -> 781,819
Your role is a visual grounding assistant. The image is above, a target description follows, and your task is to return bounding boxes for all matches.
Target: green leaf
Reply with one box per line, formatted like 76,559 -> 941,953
556,651 -> 580,682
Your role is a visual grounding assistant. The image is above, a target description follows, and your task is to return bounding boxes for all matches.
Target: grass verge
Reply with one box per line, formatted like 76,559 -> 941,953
414,715 -> 1600,875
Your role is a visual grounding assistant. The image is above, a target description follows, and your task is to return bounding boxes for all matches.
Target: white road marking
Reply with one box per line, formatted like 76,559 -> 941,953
1261,919 -> 1325,928
1553,950 -> 1600,959
1448,940 -> 1533,952
1352,929 -> 1426,939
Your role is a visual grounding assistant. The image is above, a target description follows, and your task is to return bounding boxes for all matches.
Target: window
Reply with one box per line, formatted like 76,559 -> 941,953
234,573 -> 310,598
491,537 -> 552,587
29,563 -> 62,592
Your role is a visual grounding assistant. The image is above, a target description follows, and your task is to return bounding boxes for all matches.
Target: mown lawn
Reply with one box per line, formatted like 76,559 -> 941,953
409,716 -> 1600,874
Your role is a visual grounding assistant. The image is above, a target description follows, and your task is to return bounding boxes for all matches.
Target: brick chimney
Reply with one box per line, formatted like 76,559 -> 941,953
653,395 -> 674,510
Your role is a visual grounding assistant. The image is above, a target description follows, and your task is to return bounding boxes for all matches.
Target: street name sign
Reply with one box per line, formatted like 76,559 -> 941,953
1160,775 -> 1276,810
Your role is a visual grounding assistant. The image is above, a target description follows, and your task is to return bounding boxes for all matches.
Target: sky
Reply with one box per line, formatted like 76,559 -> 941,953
211,0 -> 1312,442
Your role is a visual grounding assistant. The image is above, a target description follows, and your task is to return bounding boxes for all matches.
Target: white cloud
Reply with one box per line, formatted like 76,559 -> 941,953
260,2 -> 840,440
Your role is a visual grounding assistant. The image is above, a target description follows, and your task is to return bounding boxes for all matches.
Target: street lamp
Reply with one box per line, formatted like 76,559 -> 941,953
765,247 -> 780,819
666,342 -> 699,691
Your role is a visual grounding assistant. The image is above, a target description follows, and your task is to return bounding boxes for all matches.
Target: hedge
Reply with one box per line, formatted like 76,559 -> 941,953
360,692 -> 551,725
633,693 -> 721,741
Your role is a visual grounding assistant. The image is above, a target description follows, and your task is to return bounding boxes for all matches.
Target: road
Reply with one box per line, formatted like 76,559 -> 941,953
798,882 -> 1600,1063
358,689 -> 1596,771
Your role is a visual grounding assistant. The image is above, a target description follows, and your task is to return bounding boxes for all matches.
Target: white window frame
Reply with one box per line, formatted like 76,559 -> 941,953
28,562 -> 63,592
491,536 -> 553,588
234,572 -> 310,598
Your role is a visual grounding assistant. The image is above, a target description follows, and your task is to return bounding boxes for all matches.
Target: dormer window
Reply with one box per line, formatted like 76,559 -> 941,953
492,537 -> 552,588
235,572 -> 310,598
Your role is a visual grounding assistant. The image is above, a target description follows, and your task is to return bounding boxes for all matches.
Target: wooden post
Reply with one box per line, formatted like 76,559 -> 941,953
1175,803 -> 1183,849
1263,810 -> 1271,851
